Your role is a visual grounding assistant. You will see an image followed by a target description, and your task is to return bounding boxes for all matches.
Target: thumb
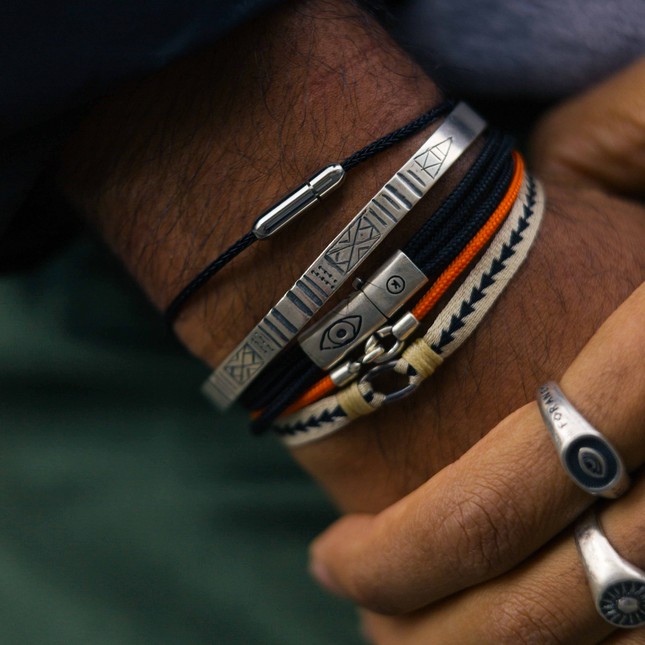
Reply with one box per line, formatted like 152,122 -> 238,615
530,55 -> 645,197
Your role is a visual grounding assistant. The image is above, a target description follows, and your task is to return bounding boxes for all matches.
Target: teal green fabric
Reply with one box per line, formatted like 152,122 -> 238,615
0,238 -> 361,645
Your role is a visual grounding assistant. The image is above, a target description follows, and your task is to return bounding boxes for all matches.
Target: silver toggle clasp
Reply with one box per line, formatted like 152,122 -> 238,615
365,327 -> 404,365
364,312 -> 420,365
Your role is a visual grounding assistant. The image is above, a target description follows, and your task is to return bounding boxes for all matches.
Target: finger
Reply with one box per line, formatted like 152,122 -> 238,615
530,56 -> 645,196
310,282 -> 645,614
360,471 -> 645,645
604,626 -> 645,645
604,629 -> 645,645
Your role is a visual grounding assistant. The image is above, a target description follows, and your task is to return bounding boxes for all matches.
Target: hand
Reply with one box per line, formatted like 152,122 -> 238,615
531,56 -> 645,197
291,58 -> 645,514
308,279 -> 645,643
309,58 -> 645,642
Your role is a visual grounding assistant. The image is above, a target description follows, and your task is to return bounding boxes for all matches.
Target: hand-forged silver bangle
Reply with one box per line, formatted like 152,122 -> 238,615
203,102 -> 486,410
575,508 -> 645,628
537,381 -> 629,499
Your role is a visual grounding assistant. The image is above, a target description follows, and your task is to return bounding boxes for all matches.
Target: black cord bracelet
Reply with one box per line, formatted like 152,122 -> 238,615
247,132 -> 517,433
163,101 -> 453,325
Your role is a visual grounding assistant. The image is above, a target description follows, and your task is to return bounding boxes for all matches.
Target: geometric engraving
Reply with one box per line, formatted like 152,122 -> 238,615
321,316 -> 362,351
324,212 -> 381,275
224,343 -> 264,385
600,581 -> 645,627
311,265 -> 337,288
414,137 -> 452,179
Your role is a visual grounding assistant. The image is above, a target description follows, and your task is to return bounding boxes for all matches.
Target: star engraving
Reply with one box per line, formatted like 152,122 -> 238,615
224,343 -> 264,385
414,137 -> 453,179
324,212 -> 381,274
600,581 -> 645,627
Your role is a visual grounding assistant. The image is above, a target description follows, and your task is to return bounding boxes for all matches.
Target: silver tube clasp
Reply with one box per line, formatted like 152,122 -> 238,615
252,164 -> 345,239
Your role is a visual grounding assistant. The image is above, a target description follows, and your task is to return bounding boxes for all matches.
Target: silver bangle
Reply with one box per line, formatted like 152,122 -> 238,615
575,508 -> 645,628
537,382 -> 629,499
203,102 -> 487,409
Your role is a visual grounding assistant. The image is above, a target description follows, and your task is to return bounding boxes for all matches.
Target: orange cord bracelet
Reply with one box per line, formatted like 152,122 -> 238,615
257,151 -> 525,419
411,150 -> 523,319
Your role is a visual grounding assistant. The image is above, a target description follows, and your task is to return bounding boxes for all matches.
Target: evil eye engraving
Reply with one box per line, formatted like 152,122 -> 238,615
578,447 -> 607,479
320,316 -> 362,350
565,437 -> 618,490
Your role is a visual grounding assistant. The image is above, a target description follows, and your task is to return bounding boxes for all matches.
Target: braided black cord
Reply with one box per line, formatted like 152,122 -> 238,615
164,231 -> 257,325
421,154 -> 514,280
403,131 -> 503,259
240,343 -> 315,410
340,102 -> 452,172
163,102 -> 452,325
242,132 -> 506,413
251,363 -> 323,435
411,134 -> 515,272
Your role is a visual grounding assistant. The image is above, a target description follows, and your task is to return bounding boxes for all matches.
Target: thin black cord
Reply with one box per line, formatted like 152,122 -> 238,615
339,102 -> 452,172
163,102 -> 452,325
164,231 -> 257,324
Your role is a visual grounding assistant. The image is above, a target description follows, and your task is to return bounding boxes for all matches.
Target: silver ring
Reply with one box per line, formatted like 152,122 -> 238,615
575,509 -> 645,628
537,382 -> 629,499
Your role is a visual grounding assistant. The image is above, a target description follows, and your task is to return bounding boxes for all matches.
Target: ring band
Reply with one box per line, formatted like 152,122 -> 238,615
575,509 -> 645,628
537,381 -> 629,499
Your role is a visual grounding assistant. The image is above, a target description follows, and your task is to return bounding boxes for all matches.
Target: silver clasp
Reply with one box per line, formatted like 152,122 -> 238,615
359,360 -> 419,404
252,165 -> 345,239
363,312 -> 420,365
364,327 -> 404,364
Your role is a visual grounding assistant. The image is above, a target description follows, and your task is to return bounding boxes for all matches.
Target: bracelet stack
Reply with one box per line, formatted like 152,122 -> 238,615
202,102 -> 486,409
246,129 -> 516,432
277,168 -> 545,446
177,100 -> 546,445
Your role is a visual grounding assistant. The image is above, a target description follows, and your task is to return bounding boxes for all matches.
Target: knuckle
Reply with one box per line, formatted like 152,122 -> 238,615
441,479 -> 531,582
489,587 -> 577,645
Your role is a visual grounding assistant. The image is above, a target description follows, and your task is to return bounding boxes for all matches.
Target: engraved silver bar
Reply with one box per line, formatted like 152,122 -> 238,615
361,251 -> 427,318
252,164 -> 345,239
299,251 -> 427,369
204,103 -> 486,409
299,291 -> 388,370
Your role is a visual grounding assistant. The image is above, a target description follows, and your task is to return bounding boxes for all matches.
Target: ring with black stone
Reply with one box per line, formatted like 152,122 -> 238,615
537,381 -> 629,499
575,509 -> 645,628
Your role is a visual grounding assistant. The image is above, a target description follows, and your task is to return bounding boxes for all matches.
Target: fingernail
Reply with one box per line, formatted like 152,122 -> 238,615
309,559 -> 346,598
